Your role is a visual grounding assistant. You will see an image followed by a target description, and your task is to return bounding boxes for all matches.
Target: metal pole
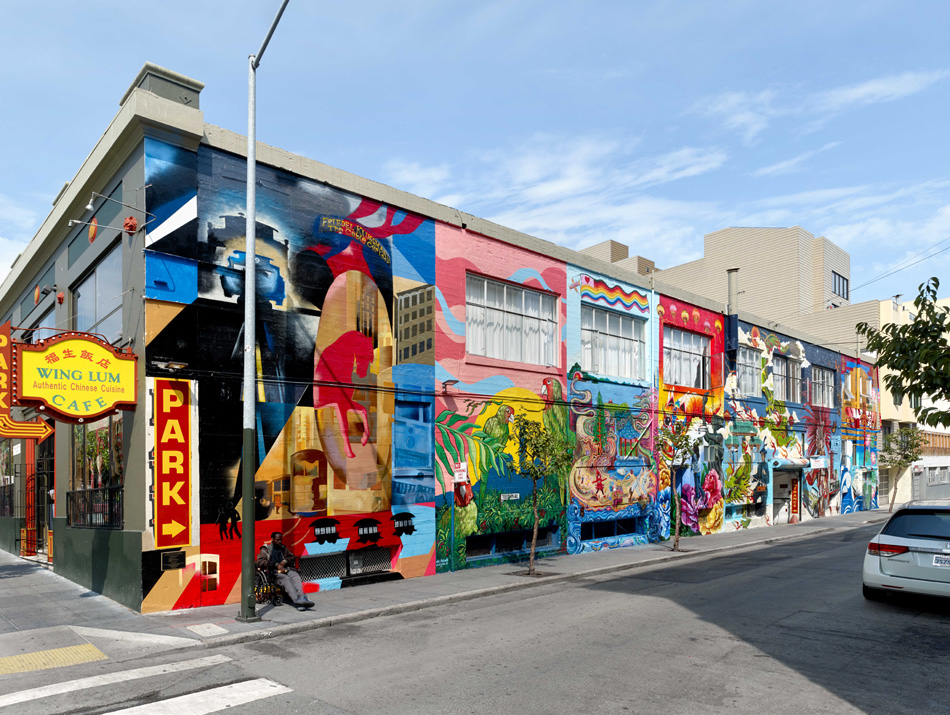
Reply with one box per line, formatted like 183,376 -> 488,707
238,0 -> 290,623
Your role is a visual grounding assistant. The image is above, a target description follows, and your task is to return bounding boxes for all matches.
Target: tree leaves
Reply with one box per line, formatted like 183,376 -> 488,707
857,277 -> 950,428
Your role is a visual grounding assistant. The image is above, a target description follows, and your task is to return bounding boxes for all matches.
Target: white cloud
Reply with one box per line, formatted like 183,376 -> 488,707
701,69 -> 949,141
813,70 -> 950,114
753,186 -> 866,209
695,89 -> 778,144
0,235 -> 29,287
626,147 -> 729,188
380,133 -> 729,268
0,194 -> 41,236
381,160 -> 451,201
752,142 -> 840,177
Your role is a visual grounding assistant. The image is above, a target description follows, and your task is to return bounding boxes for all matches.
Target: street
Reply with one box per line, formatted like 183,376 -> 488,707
2,523 -> 948,714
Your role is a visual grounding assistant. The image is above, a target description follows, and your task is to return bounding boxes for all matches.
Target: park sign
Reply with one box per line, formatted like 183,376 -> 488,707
14,331 -> 137,423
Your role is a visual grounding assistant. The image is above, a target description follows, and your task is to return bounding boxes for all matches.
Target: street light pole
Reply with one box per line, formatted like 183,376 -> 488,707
238,0 -> 291,623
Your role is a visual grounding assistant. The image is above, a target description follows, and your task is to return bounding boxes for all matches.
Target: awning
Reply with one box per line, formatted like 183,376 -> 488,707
771,457 -> 809,469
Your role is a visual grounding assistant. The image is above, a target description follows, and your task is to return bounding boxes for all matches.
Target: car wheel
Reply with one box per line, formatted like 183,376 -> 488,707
863,584 -> 886,601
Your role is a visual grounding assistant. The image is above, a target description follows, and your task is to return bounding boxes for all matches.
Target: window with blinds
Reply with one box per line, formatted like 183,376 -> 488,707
663,327 -> 710,389
580,304 -> 645,380
465,274 -> 557,366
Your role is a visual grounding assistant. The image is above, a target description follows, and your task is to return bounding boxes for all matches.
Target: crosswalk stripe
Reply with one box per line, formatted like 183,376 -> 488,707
0,654 -> 232,708
104,678 -> 292,714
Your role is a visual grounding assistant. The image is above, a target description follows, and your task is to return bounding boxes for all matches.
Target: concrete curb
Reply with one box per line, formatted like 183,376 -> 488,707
196,518 -> 885,651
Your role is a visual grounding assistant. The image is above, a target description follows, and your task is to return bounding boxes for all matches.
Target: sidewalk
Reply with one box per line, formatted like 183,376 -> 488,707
0,510 -> 888,665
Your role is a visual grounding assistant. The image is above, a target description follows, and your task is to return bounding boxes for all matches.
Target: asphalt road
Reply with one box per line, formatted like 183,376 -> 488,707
3,523 -> 948,714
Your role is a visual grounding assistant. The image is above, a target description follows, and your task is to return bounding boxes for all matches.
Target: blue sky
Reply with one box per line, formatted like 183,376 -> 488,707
2,1 -> 949,304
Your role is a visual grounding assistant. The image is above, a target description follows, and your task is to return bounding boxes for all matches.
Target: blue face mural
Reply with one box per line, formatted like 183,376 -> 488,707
141,139 -> 437,610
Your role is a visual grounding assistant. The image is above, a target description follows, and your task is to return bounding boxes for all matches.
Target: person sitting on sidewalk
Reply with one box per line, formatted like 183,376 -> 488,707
256,532 -> 314,611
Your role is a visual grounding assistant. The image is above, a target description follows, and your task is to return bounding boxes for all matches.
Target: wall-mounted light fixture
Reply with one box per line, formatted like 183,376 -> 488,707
74,190 -> 158,235
441,379 -> 459,392
87,191 -> 157,222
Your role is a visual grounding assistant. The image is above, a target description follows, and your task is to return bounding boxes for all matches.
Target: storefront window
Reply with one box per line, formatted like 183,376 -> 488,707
68,415 -> 124,528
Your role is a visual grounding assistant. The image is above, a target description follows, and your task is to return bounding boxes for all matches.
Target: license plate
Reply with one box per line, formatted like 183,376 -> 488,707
934,555 -> 950,568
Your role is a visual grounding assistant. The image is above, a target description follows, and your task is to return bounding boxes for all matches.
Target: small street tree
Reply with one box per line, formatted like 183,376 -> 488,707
512,415 -> 574,576
858,277 -> 950,428
658,418 -> 702,552
878,426 -> 926,512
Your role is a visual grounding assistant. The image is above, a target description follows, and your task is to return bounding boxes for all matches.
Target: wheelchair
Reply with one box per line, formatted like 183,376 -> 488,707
254,567 -> 285,606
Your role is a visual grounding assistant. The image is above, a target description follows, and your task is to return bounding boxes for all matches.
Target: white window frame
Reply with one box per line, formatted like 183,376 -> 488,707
663,327 -> 711,389
811,365 -> 835,408
580,304 -> 645,380
772,354 -> 801,403
465,274 -> 558,366
737,347 -> 760,397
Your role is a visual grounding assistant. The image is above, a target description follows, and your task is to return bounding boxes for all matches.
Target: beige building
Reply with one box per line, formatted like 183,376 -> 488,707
650,226 -> 851,316
876,297 -> 924,507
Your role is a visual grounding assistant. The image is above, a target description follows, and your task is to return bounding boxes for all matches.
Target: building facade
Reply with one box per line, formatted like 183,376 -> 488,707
0,64 -> 880,612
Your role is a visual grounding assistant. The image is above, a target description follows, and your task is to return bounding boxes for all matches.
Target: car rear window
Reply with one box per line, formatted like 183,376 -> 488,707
882,509 -> 950,541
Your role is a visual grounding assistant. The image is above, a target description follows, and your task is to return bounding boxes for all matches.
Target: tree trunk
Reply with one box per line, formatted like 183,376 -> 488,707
889,467 -> 899,513
528,475 -> 540,575
672,468 -> 682,552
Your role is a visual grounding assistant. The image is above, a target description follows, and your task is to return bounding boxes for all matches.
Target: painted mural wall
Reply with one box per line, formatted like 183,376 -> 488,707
127,139 -> 884,610
433,226 -> 567,571
724,322 -> 840,530
839,356 -> 880,513
656,295 -> 726,538
564,267 -> 664,552
140,138 -> 436,611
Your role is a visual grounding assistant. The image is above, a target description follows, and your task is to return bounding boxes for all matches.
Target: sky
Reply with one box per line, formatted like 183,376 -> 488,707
2,0 -> 949,306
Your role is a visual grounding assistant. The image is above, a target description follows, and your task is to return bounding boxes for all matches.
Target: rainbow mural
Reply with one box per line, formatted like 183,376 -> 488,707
570,274 -> 649,313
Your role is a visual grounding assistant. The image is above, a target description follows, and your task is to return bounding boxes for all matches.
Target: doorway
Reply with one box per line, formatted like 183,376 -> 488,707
35,433 -> 54,555
772,470 -> 799,524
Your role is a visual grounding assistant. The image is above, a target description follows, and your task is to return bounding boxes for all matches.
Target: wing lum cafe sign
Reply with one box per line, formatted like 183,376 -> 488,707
153,379 -> 192,548
13,331 -> 137,422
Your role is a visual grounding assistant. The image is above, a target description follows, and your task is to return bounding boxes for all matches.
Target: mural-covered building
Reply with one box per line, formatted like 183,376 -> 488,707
0,64 -> 881,612
564,267 -> 662,552
656,293 -> 727,537
723,318 -> 842,528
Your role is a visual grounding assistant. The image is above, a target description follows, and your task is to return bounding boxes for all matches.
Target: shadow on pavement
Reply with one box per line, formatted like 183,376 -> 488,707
581,525 -> 950,715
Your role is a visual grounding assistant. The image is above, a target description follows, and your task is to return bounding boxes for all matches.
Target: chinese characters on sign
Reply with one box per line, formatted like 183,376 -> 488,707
15,333 -> 137,422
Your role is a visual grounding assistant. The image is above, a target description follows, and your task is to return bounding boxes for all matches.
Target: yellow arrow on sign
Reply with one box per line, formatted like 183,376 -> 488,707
161,520 -> 186,538
0,415 -> 53,441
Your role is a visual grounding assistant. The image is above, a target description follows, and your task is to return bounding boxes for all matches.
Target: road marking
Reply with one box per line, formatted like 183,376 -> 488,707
0,654 -> 232,708
71,626 -> 198,648
104,678 -> 292,714
0,643 -> 107,675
